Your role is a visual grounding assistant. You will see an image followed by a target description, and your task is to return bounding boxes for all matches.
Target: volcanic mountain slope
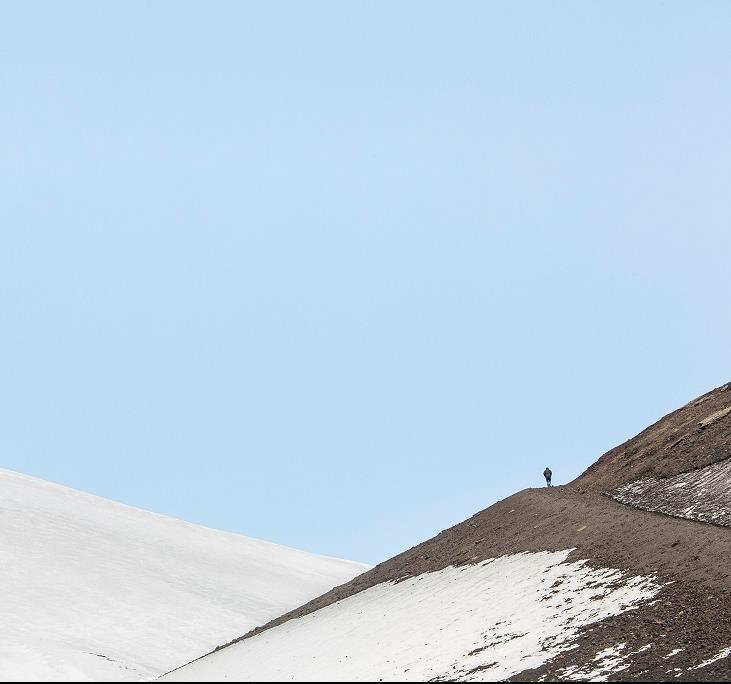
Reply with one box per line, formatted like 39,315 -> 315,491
0,469 -> 368,682
162,381 -> 731,682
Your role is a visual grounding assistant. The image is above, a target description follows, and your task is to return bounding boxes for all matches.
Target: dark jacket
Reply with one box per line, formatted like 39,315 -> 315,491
543,468 -> 552,479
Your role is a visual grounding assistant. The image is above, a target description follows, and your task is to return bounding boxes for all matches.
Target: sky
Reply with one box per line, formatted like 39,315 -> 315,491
1,1 -> 729,565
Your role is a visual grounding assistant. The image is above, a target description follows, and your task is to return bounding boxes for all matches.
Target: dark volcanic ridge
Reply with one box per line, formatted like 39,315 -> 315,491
172,381 -> 731,681
576,380 -> 731,493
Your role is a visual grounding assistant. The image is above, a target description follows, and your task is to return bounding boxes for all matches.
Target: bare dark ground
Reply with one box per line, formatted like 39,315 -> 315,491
190,382 -> 731,681
575,380 -> 731,492
229,489 -> 731,680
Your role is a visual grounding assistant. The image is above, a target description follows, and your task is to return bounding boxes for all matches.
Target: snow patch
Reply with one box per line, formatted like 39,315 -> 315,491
690,646 -> 731,671
610,457 -> 731,527
664,648 -> 684,659
161,549 -> 662,682
560,644 -> 629,682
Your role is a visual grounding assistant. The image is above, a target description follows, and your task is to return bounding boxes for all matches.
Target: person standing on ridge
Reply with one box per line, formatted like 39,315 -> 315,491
543,467 -> 553,487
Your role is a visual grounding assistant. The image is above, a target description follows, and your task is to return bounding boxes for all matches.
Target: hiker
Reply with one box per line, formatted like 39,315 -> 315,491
543,467 -> 553,487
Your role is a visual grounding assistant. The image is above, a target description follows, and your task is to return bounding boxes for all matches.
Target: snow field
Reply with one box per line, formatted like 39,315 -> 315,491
0,469 -> 367,682
161,549 -> 662,682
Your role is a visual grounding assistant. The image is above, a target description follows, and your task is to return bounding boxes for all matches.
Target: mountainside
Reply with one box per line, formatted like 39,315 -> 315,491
162,381 -> 731,682
0,469 -> 368,682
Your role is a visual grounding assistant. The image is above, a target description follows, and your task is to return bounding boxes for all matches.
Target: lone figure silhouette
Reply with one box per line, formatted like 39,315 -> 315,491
543,467 -> 553,487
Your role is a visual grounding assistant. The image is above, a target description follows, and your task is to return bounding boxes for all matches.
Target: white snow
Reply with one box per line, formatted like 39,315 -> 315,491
0,469 -> 368,682
664,648 -> 684,659
161,549 -> 662,682
559,642 -> 658,682
610,456 -> 731,527
560,644 -> 629,682
689,646 -> 731,671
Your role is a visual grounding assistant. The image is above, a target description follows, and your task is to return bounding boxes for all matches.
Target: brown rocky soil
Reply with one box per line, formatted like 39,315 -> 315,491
575,380 -> 731,492
202,381 -> 731,680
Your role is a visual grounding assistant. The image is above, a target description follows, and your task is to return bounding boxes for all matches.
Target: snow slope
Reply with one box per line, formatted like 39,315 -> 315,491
0,469 -> 367,682
160,550 -> 662,682
609,456 -> 731,527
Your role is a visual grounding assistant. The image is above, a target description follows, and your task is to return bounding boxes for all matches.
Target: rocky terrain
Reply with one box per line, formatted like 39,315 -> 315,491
161,381 -> 731,682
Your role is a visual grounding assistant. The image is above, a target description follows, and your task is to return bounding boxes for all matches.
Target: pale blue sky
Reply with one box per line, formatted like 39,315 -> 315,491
1,1 -> 729,564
